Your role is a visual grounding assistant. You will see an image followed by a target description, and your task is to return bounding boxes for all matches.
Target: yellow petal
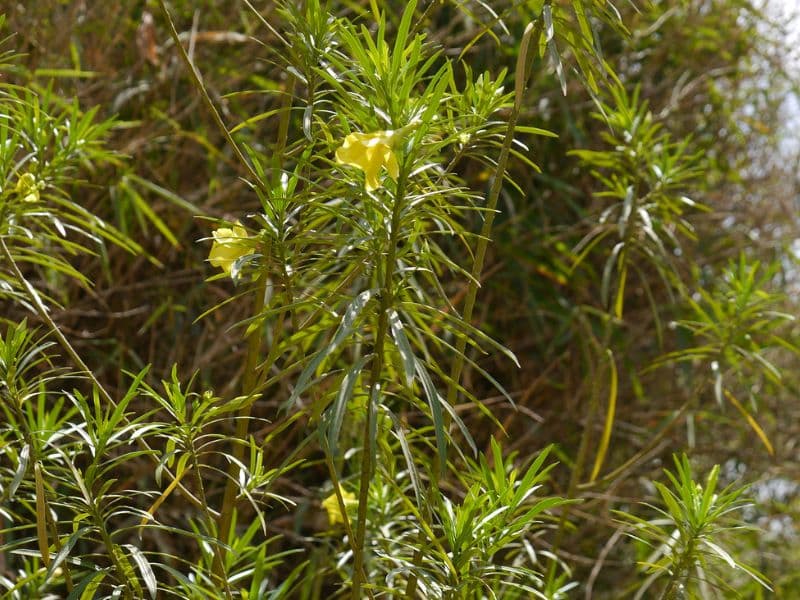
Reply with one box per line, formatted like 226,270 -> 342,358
15,173 -> 39,203
335,140 -> 364,168
335,131 -> 398,190
322,487 -> 357,526
384,147 -> 399,180
369,148 -> 390,191
208,223 -> 250,275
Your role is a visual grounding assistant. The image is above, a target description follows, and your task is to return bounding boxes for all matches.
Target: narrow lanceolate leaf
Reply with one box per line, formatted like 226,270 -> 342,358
572,0 -> 594,45
323,356 -> 368,459
48,526 -> 95,582
415,358 -> 448,470
9,443 -> 30,500
65,570 -> 107,600
614,259 -> 628,319
391,0 -> 418,77
702,539 -> 737,569
542,4 -> 567,95
287,289 -> 374,408
34,461 -> 51,566
141,464 -> 191,526
543,3 -> 555,42
724,389 -> 774,456
113,544 -> 144,597
107,366 -> 149,431
601,241 -> 624,309
388,309 -> 415,386
125,544 -> 158,599
389,410 -> 423,504
117,178 -> 178,247
590,350 -> 618,482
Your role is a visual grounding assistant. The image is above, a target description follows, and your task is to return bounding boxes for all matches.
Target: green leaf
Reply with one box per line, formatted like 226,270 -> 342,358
590,349 -> 617,482
65,570 -> 107,600
415,358 -> 448,469
285,289 -> 374,408
391,0 -> 418,78
322,356 -> 368,458
48,526 -> 95,582
388,309 -> 415,386
116,178 -> 179,247
8,443 -> 30,500
125,544 -> 157,599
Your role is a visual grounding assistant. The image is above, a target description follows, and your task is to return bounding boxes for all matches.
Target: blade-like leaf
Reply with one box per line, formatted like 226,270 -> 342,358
590,350 -> 618,482
389,309 -> 415,387
125,544 -> 157,599
286,289 -> 374,408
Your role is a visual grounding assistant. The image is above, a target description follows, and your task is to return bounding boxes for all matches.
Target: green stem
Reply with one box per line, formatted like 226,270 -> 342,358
546,374 -> 599,585
577,399 -> 691,491
95,507 -> 135,599
351,171 -> 408,599
545,311 -> 612,586
661,537 -> 695,600
156,0 -> 267,195
190,436 -> 233,599
214,272 -> 268,574
156,4 -> 295,578
443,19 -> 540,435
322,452 -> 373,592
547,126 -> 646,584
323,454 -> 358,551
3,388 -> 68,585
403,554 -> 420,598
403,21 -> 542,598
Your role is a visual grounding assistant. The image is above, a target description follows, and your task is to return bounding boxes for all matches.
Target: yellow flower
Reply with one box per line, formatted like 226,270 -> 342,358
322,487 -> 357,526
15,173 -> 39,203
335,130 -> 399,191
208,222 -> 250,276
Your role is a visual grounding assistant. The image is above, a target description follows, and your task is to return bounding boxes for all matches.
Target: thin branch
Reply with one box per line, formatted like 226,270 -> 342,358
156,0 -> 267,193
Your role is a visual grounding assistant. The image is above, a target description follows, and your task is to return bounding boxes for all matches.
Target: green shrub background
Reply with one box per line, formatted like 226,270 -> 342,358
0,1 -> 798,598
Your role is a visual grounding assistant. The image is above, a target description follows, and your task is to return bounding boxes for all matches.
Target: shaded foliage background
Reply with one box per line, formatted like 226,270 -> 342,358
1,0 -> 799,597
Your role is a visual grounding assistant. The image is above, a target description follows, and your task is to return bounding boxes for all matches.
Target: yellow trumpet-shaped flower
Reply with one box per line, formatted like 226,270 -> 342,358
15,173 -> 39,203
208,222 -> 250,276
322,487 -> 358,526
335,130 -> 399,191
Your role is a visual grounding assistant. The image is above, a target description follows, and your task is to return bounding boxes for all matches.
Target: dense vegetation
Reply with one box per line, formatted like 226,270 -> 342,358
1,1 -> 798,598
